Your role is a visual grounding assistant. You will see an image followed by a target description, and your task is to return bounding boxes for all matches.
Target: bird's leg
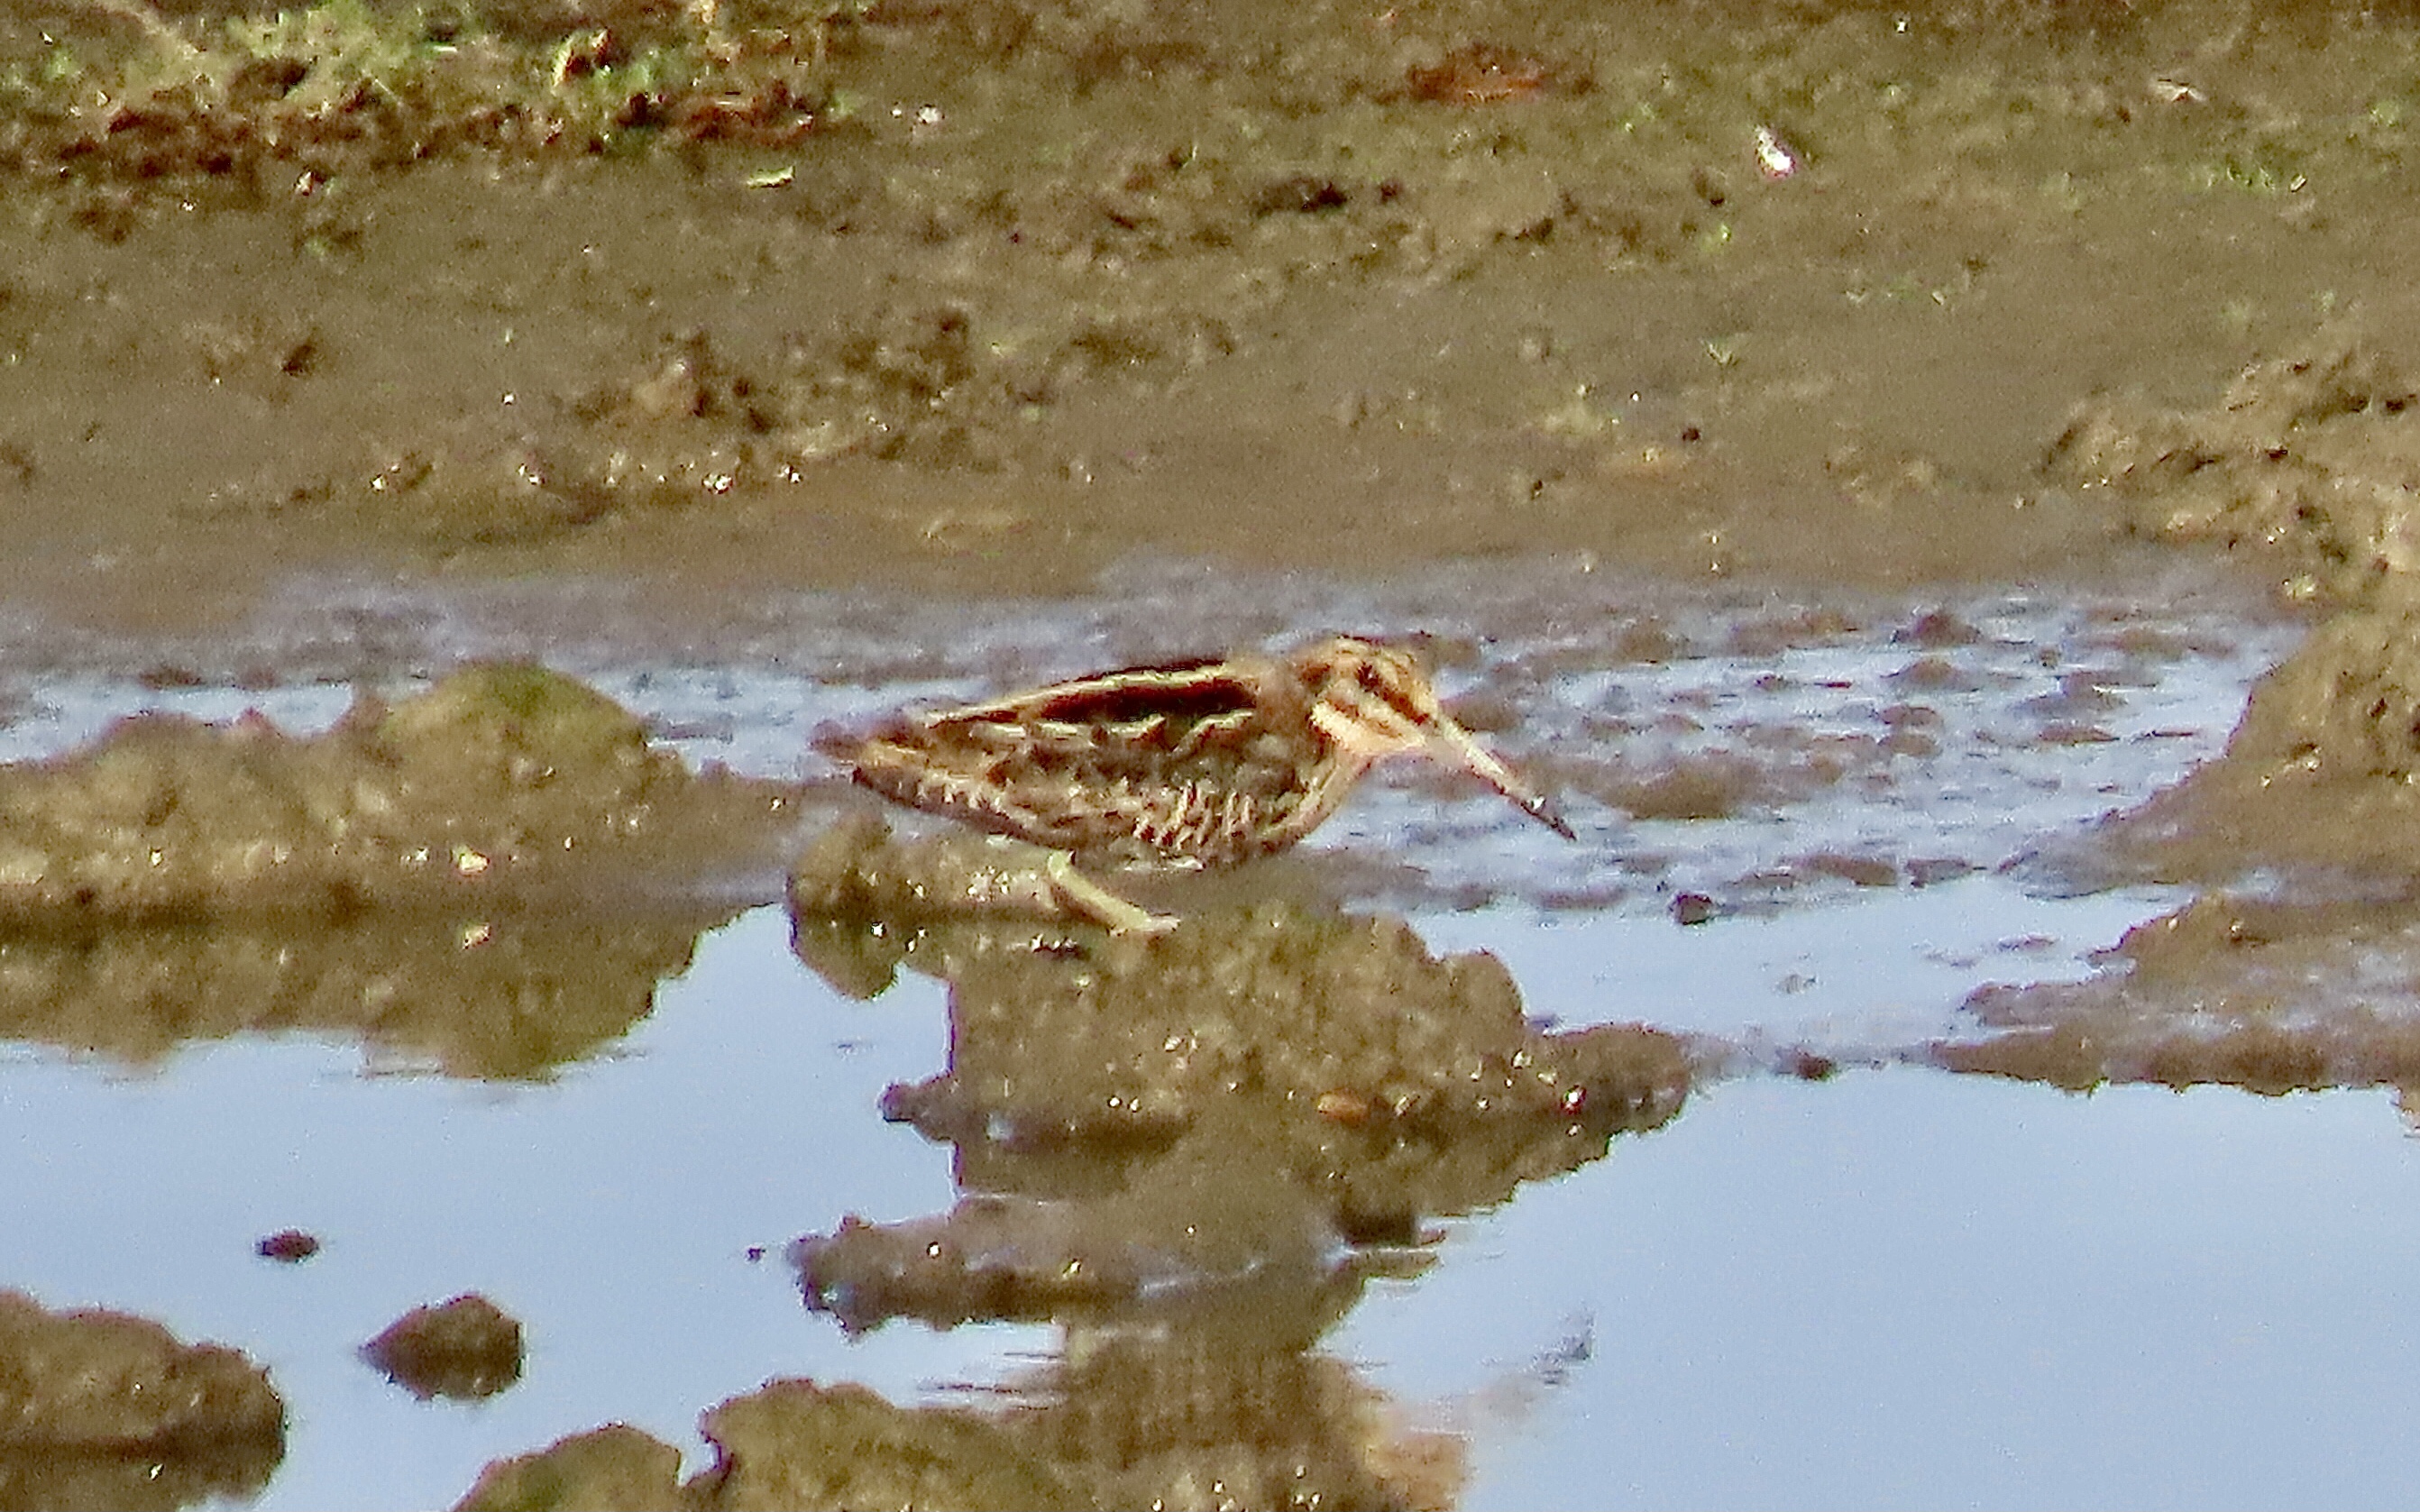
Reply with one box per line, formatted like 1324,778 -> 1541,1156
1046,852 -> 1178,934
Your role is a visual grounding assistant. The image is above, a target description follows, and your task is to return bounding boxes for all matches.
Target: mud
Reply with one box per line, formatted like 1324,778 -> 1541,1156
0,903 -> 740,1072
361,1294 -> 525,1402
17,0 -> 2420,1503
15,0 -> 2420,627
2049,342 -> 2420,610
1938,891 -> 2420,1096
0,1290 -> 284,1509
0,662 -> 793,918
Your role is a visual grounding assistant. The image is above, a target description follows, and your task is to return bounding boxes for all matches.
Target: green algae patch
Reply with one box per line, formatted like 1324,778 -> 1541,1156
0,663 -> 796,921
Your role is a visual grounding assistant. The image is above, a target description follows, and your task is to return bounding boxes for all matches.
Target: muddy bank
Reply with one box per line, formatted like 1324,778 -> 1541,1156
12,0 -> 2420,628
1938,891 -> 2420,1098
1920,336 -> 2420,1095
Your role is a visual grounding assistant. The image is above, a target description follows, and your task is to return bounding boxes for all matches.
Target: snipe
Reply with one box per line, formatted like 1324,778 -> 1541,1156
817,635 -> 1574,929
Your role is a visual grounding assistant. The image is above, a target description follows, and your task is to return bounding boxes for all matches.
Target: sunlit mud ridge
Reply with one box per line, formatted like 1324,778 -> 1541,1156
0,1290 -> 285,1509
0,663 -> 794,919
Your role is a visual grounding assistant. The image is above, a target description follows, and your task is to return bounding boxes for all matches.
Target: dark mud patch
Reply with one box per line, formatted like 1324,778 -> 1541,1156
0,1289 -> 284,1511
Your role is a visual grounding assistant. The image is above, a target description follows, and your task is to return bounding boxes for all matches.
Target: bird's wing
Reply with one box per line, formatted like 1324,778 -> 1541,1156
839,654 -> 1315,862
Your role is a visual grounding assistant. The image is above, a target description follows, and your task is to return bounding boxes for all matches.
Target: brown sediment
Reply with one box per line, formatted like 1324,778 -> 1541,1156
1935,891 -> 2420,1096
458,1307 -> 1459,1512
7,0 -> 2398,631
362,1294 -> 526,1403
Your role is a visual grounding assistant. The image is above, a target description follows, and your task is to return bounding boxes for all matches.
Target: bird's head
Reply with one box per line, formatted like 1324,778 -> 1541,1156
1292,636 -> 1576,839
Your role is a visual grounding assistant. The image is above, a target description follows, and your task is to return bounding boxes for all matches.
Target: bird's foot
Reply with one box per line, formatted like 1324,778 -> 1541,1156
1046,852 -> 1178,934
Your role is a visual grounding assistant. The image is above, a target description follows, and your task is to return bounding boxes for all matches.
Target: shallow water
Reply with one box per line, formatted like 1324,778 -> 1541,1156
7,558 -> 2385,1509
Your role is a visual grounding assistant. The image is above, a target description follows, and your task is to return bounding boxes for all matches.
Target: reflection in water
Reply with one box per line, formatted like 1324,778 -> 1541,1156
0,904 -> 740,1077
0,1291 -> 285,1512
774,894 -> 1682,1510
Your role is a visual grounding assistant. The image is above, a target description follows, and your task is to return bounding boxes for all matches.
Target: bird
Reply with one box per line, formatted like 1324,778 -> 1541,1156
815,635 -> 1574,929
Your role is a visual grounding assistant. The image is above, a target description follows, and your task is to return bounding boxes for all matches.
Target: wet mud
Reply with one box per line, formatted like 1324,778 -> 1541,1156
361,1295 -> 525,1403
15,0 -> 2420,1503
456,1331 -> 1459,1512
0,662 -> 793,919
790,893 -> 1685,1328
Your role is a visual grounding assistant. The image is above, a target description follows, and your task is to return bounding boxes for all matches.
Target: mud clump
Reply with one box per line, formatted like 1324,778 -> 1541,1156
870,899 -> 1688,1145
787,811 -> 1063,929
457,1380 -> 1076,1512
255,1230 -> 320,1263
0,664 -> 794,920
454,1425 -> 685,1512
0,1290 -> 284,1509
2102,594 -> 2420,880
362,1295 -> 525,1403
458,1339 -> 1452,1512
794,1118 -> 1352,1333
790,884 -> 1685,1333
2047,342 -> 2420,609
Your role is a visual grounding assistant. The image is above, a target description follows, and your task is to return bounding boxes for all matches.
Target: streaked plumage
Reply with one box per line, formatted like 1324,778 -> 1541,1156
818,636 -> 1573,871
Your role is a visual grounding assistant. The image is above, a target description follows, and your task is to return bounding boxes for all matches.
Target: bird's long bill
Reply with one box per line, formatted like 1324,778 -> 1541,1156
1428,721 -> 1577,840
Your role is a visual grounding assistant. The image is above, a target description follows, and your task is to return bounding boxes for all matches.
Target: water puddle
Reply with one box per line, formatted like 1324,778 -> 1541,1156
9,557 -> 2398,1508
